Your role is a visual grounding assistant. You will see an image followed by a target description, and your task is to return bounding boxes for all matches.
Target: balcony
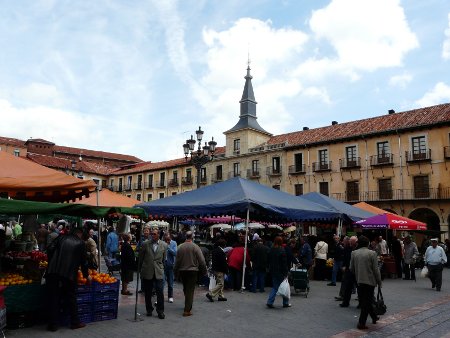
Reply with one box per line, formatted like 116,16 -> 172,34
312,161 -> 332,172
196,177 -> 207,186
444,146 -> 450,159
405,149 -> 431,163
133,182 -> 143,190
145,182 -> 153,189
228,171 -> 241,179
124,184 -> 132,192
156,180 -> 166,188
168,178 -> 179,187
211,174 -> 223,183
288,164 -> 306,175
266,166 -> 282,176
370,154 -> 394,166
182,177 -> 193,186
117,185 -> 123,192
339,157 -> 361,170
246,169 -> 260,179
331,187 -> 450,202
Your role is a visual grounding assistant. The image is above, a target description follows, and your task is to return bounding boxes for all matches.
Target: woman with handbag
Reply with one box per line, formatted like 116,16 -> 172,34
266,236 -> 290,309
314,237 -> 328,281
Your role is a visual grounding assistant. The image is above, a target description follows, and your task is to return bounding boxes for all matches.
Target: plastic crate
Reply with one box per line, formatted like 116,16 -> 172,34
93,300 -> 118,312
77,302 -> 93,314
93,310 -> 117,322
94,290 -> 118,302
93,280 -> 120,293
76,284 -> 92,294
60,311 -> 92,326
76,292 -> 93,304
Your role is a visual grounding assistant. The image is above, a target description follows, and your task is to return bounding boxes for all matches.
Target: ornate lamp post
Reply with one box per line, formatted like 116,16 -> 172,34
183,126 -> 217,189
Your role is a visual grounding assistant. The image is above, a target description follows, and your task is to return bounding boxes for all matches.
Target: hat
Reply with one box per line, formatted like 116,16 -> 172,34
430,238 -> 438,242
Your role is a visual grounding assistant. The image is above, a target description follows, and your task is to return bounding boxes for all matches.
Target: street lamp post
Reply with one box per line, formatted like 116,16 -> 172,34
183,126 -> 217,189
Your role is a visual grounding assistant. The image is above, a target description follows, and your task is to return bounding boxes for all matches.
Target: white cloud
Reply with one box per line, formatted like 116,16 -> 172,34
293,57 -> 360,82
302,86 -> 331,104
308,0 -> 419,72
443,13 -> 450,60
415,82 -> 450,107
389,73 -> 413,88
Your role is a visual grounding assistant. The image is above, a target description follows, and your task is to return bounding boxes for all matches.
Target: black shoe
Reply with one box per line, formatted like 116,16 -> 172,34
327,282 -> 336,286
335,296 -> 343,301
146,312 -> 152,317
357,323 -> 368,330
206,293 -> 214,302
157,312 -> 165,319
372,316 -> 380,324
47,325 -> 58,332
218,297 -> 227,301
266,304 -> 274,308
339,303 -> 349,307
283,304 -> 292,308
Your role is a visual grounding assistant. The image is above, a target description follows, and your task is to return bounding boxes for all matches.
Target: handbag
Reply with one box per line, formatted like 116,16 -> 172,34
209,274 -> 216,291
374,287 -> 387,315
420,266 -> 429,278
276,278 -> 291,299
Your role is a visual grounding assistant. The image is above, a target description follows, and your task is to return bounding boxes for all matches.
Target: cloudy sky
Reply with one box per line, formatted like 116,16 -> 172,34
1,0 -> 449,162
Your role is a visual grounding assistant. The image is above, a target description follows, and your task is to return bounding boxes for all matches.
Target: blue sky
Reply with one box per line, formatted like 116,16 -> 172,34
0,0 -> 449,162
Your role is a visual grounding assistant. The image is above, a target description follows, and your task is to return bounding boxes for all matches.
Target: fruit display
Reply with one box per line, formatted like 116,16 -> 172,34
5,251 -> 48,262
0,273 -> 33,286
77,269 -> 117,285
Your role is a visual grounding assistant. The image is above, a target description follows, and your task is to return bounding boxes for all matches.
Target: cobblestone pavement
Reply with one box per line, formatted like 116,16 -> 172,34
4,268 -> 450,338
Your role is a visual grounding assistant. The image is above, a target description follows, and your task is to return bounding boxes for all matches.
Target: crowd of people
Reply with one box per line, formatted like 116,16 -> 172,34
13,218 -> 447,332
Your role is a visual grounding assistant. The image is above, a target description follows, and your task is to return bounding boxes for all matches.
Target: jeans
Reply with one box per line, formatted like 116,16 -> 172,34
267,275 -> 289,306
251,270 -> 266,292
331,260 -> 343,284
143,277 -> 164,315
164,264 -> 174,298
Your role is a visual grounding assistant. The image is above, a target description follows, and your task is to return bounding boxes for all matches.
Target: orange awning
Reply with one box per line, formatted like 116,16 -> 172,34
0,152 -> 96,202
353,202 -> 394,215
73,188 -> 140,208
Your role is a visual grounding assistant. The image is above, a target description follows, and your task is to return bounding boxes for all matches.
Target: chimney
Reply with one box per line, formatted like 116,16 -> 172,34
388,109 -> 395,114
303,127 -> 309,131
332,121 -> 338,125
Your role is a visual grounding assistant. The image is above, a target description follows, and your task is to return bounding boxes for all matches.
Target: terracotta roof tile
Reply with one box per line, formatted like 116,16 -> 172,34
54,145 -> 142,163
0,136 -> 26,147
267,103 -> 450,147
27,153 -> 114,176
112,158 -> 188,175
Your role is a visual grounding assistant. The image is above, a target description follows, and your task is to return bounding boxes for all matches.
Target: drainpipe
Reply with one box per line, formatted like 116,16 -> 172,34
396,130 -> 404,201
364,136 -> 369,201
306,146 -> 311,192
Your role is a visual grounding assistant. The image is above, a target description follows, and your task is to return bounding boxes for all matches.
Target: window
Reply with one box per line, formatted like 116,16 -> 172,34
159,172 -> 165,186
93,179 -> 100,186
377,141 -> 389,157
319,182 -> 329,196
233,139 -> 240,153
252,160 -> 259,175
14,149 -> 20,157
216,165 -> 222,180
294,184 -> 303,196
137,175 -> 142,189
378,178 -> 392,199
346,181 -> 359,201
272,185 -> 280,190
200,167 -> 206,181
294,153 -> 303,172
136,194 -> 141,201
172,192 -> 177,196
126,195 -> 131,198
159,192 -> 165,199
147,174 -> 153,188
319,149 -> 328,169
127,176 -> 132,189
345,146 -> 357,166
147,193 -> 153,201
173,171 -> 178,180
413,176 -> 430,198
272,156 -> 281,174
233,162 -> 240,177
118,178 -> 123,191
411,136 -> 426,159
110,179 -> 114,188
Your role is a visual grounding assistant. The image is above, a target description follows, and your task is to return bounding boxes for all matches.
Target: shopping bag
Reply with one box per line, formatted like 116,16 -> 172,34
209,274 -> 216,291
276,278 -> 291,299
374,287 -> 387,315
420,266 -> 429,278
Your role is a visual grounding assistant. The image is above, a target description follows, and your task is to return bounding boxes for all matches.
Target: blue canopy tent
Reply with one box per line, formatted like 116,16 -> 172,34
298,192 -> 375,236
135,177 -> 339,291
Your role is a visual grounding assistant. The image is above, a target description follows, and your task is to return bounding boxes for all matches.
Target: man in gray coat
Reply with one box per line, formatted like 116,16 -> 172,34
350,235 -> 382,330
139,229 -> 168,319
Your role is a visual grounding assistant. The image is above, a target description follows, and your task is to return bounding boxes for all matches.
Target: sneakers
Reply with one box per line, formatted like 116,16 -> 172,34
206,293 -> 214,302
169,297 -> 174,303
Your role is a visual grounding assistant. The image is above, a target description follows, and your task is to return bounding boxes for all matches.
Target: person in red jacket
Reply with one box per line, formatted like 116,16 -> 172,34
227,240 -> 251,291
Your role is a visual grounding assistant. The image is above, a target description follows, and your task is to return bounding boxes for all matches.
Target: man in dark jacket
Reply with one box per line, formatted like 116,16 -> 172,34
328,235 -> 345,286
206,239 -> 228,302
266,236 -> 290,308
250,238 -> 269,292
338,236 -> 358,307
46,228 -> 91,332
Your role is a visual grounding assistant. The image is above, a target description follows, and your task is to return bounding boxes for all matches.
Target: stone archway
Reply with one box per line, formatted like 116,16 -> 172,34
409,208 -> 440,232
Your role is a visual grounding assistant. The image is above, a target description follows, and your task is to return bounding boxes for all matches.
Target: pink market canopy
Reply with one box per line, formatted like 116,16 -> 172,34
354,213 -> 427,231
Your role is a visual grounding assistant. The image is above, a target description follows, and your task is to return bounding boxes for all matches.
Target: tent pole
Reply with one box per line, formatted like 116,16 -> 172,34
241,208 -> 250,292
96,185 -> 101,273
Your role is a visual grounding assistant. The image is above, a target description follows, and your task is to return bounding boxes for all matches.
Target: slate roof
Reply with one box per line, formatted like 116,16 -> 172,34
267,103 -> 450,148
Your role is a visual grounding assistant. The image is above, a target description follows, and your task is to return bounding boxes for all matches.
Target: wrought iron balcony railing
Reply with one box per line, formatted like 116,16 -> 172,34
405,149 -> 431,162
288,164 -> 306,175
339,157 -> 361,169
312,161 -> 332,172
266,166 -> 282,176
370,154 -> 394,166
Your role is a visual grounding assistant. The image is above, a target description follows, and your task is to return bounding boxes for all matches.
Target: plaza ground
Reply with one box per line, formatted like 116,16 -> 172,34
4,268 -> 450,338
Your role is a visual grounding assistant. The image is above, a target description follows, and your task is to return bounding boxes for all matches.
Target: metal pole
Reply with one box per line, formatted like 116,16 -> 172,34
196,164 -> 201,189
241,208 -> 250,291
96,186 -> 101,273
